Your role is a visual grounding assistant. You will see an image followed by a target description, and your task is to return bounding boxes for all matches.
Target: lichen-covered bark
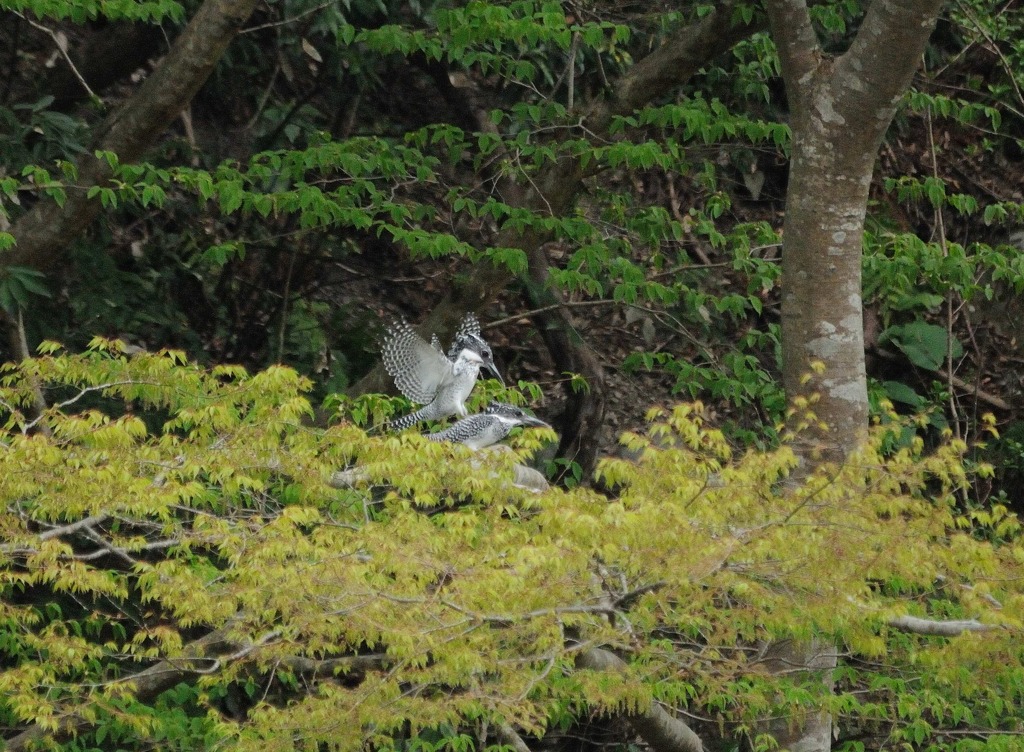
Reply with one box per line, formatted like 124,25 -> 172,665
779,110 -> 876,459
763,2 -> 945,751
770,0 -> 945,462
6,0 -> 260,274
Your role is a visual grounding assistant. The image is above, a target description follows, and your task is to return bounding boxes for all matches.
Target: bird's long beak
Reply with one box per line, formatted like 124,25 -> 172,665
483,358 -> 505,388
521,414 -> 550,429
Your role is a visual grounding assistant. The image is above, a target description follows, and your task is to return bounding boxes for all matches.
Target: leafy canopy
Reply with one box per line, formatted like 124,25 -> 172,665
1,343 -> 1022,750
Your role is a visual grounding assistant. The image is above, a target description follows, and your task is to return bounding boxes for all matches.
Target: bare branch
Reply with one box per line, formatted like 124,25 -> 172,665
19,380 -> 140,432
240,1 -> 335,34
441,600 -> 616,626
74,538 -> 179,561
496,721 -> 533,752
0,514 -> 111,554
888,615 -> 999,636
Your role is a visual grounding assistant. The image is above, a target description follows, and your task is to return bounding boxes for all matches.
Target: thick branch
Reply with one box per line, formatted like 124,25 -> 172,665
763,0 -> 819,102
6,0 -> 260,274
838,0 -> 945,121
612,1 -> 766,115
575,647 -> 703,752
888,615 -> 997,636
495,722 -> 533,752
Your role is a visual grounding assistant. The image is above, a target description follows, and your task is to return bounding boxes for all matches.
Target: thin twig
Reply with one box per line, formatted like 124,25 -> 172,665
954,0 -> 1024,114
924,82 -> 960,440
485,299 -> 622,329
245,63 -> 280,131
14,11 -> 98,102
13,309 -> 52,438
241,2 -> 335,34
567,31 -> 580,112
333,261 -> 444,284
439,599 -> 615,625
22,381 -> 142,432
80,526 -> 138,567
278,245 -> 298,363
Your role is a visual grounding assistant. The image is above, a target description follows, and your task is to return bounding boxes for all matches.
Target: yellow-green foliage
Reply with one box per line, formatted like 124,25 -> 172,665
1,342 -> 1022,751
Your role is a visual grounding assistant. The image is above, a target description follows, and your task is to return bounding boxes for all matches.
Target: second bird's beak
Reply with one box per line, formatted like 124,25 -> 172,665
521,414 -> 550,429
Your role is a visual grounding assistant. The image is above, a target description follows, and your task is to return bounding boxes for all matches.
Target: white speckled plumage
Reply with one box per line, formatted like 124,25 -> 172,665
382,314 -> 504,431
425,402 -> 549,450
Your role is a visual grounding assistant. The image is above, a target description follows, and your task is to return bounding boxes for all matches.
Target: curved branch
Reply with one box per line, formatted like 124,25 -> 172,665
575,647 -> 704,752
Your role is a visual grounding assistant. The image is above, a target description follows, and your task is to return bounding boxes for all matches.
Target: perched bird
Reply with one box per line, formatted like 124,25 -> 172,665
382,314 -> 504,431
425,402 -> 551,450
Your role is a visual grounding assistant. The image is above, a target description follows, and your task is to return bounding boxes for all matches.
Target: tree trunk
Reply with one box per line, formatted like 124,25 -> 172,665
780,97 -> 876,463
764,1 -> 945,749
772,0 -> 945,461
523,244 -> 607,480
756,638 -> 838,752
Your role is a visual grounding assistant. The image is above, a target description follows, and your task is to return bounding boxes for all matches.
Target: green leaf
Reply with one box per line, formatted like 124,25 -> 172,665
882,380 -> 925,408
881,321 -> 963,371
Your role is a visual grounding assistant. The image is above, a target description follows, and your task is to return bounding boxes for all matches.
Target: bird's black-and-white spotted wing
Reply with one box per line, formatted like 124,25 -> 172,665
425,413 -> 495,445
382,320 -> 454,404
